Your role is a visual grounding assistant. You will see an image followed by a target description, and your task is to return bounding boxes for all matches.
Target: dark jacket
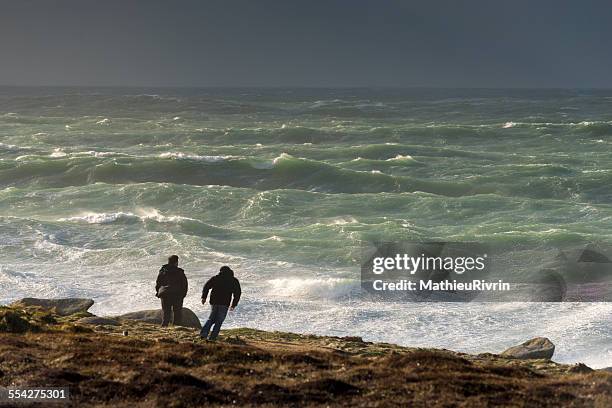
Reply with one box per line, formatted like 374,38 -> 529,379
202,269 -> 241,307
156,264 -> 188,299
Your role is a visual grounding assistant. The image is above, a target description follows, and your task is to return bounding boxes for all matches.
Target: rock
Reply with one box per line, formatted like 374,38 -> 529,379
11,298 -> 94,316
341,336 -> 364,343
116,308 -> 201,329
501,337 -> 555,360
566,363 -> 593,374
77,316 -> 120,326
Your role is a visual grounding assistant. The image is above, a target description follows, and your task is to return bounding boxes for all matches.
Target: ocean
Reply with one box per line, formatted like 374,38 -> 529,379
0,87 -> 610,368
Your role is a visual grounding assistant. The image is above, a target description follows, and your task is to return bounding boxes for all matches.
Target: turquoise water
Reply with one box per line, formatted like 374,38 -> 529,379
0,87 -> 610,367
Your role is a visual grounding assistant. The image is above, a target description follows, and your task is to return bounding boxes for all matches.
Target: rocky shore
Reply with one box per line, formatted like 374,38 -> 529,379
1,298 -> 611,407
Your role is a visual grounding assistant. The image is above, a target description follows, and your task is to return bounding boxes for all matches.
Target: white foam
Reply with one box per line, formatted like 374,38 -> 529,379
386,154 -> 414,161
58,209 -> 197,225
266,277 -> 358,300
251,153 -> 292,169
329,216 -> 358,225
0,143 -> 20,151
310,99 -> 343,108
59,212 -> 138,224
73,150 -> 127,158
50,148 -> 67,158
32,234 -> 89,261
273,152 -> 292,164
264,235 -> 284,242
159,152 -> 230,162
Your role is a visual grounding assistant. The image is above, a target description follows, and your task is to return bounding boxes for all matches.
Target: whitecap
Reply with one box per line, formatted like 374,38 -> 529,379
328,216 -> 358,225
264,235 -> 284,242
159,152 -> 230,162
50,148 -> 67,158
58,209 -> 197,225
386,154 -> 414,161
59,212 -> 139,224
274,153 -> 292,162
266,277 -> 358,300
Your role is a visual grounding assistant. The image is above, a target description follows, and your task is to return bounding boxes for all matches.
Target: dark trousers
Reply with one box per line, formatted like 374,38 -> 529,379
200,304 -> 229,340
160,297 -> 183,327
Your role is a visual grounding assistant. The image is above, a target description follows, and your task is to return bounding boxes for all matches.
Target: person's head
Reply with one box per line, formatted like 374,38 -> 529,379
168,255 -> 179,267
219,265 -> 233,277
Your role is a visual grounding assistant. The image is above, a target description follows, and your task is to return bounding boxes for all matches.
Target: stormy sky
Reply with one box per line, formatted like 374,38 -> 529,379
1,0 -> 612,88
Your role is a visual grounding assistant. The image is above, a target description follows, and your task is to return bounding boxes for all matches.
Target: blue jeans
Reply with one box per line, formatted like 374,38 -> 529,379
200,304 -> 229,340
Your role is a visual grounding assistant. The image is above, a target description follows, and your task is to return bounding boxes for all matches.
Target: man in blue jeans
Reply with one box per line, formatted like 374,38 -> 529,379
200,265 -> 241,340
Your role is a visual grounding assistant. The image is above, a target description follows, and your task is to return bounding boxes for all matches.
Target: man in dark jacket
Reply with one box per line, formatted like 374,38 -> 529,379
155,255 -> 188,327
200,265 -> 241,340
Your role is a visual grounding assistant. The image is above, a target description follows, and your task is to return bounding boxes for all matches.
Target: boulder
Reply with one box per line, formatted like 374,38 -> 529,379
77,316 -> 120,326
341,336 -> 364,343
566,363 -> 593,374
116,308 -> 201,329
11,298 -> 94,316
501,337 -> 555,360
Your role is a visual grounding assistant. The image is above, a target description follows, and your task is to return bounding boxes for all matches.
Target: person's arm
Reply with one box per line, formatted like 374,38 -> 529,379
155,268 -> 165,295
181,271 -> 188,298
231,279 -> 241,309
201,277 -> 213,304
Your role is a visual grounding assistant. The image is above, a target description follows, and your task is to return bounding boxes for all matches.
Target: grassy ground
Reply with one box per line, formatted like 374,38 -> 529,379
0,306 -> 610,407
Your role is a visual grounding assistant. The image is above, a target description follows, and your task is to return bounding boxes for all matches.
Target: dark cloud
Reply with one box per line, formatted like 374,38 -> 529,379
1,0 -> 611,87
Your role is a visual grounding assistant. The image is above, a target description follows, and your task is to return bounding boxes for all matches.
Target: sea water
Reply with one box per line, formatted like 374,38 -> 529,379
0,87 -> 610,367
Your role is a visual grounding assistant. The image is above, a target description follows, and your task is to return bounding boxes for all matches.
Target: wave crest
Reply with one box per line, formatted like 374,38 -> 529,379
58,209 -> 197,225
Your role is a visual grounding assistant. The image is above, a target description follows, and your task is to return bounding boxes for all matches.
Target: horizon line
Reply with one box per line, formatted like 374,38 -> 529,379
2,84 -> 612,91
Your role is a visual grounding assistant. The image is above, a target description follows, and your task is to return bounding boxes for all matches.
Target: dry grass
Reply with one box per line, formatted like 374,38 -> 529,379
0,306 -> 610,407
